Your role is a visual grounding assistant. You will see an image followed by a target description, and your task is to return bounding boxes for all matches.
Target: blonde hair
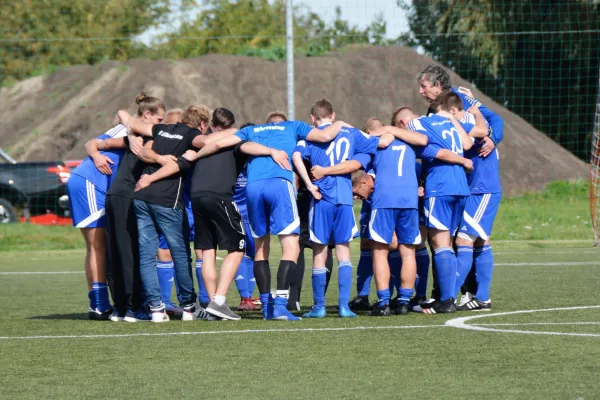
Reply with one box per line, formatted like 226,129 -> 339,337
164,109 -> 183,124
182,105 -> 211,129
265,110 -> 288,124
363,117 -> 383,133
135,92 -> 165,117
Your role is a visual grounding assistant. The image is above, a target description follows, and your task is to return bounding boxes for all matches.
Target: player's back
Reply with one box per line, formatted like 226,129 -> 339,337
372,138 -> 418,210
408,114 -> 469,198
233,163 -> 248,211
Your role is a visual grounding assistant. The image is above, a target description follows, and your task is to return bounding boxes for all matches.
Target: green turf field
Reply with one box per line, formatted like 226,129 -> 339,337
1,240 -> 600,399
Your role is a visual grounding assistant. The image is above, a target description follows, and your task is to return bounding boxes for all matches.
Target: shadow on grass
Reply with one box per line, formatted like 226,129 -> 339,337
28,313 -> 88,320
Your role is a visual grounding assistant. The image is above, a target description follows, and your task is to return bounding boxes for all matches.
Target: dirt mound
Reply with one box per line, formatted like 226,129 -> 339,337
0,46 -> 587,194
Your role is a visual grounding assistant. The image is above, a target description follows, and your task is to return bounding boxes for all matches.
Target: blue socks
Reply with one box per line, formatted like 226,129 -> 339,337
312,267 -> 327,307
235,257 -> 250,298
157,261 -> 174,304
415,248 -> 430,297
388,252 -> 402,297
376,289 -> 390,307
246,257 -> 256,297
399,287 -> 414,305
338,261 -> 352,307
454,246 -> 474,297
356,250 -> 373,297
195,260 -> 209,304
474,245 -> 494,301
91,282 -> 111,312
433,247 -> 457,302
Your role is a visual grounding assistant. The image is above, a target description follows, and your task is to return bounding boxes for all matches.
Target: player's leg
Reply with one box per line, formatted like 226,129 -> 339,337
237,217 -> 259,311
191,199 -> 211,307
349,200 -> 374,310
368,208 -> 395,316
388,232 -> 401,299
392,208 -> 421,315
412,224 -> 430,311
333,204 -> 358,318
303,242 -> 328,318
156,242 -> 182,316
288,189 -> 311,311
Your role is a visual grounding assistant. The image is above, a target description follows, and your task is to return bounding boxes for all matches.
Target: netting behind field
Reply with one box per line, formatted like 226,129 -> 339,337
590,72 -> 600,245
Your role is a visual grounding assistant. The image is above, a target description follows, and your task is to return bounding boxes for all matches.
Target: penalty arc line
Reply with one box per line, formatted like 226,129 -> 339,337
0,324 -> 447,341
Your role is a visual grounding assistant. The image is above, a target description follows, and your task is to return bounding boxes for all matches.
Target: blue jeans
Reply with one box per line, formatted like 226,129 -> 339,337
134,200 -> 196,308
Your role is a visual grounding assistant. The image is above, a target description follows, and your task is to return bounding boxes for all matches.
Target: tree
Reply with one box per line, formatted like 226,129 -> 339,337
398,0 -> 600,160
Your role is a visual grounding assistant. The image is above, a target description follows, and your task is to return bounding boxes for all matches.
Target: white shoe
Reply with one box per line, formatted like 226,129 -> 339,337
457,292 -> 474,307
150,306 -> 170,323
182,303 -> 209,321
110,311 -> 124,322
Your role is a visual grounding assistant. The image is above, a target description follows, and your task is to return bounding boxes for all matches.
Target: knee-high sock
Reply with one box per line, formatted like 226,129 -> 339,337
246,257 -> 256,296
157,261 -> 174,304
388,252 -> 402,297
195,260 -> 209,304
474,245 -> 494,301
356,250 -> 373,297
274,260 -> 296,306
415,248 -> 430,298
454,246 -> 474,297
463,261 -> 478,295
288,249 -> 305,307
235,256 -> 252,299
338,261 -> 352,307
433,247 -> 457,302
92,282 -> 111,312
312,267 -> 327,307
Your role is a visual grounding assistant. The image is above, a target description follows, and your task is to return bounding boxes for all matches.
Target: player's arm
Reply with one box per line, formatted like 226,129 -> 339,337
311,160 -> 363,181
139,140 -> 177,166
188,134 -> 242,162
437,111 -> 473,151
435,149 -> 473,172
118,110 -> 154,137
84,137 -> 126,176
370,126 -> 428,147
305,121 -> 351,143
191,127 -> 238,149
467,106 -> 489,138
477,104 -> 504,145
135,150 -> 196,191
377,133 -> 395,148
292,151 -> 322,200
240,142 -> 291,171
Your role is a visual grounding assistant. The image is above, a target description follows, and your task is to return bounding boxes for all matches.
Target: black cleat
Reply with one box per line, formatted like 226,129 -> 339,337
408,296 -> 428,312
88,307 -> 113,321
392,303 -> 410,315
456,298 -> 492,312
349,295 -> 372,311
368,303 -> 392,316
420,298 -> 456,314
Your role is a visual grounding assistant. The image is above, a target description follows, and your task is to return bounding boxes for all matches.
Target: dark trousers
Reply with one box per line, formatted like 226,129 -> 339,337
105,194 -> 142,313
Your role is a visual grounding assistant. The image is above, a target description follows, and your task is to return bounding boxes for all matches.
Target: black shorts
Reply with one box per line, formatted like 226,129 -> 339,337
192,196 -> 245,251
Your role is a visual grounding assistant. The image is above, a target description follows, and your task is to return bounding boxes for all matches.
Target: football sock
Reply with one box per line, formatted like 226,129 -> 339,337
213,294 -> 226,306
195,260 -> 209,304
474,245 -> 494,301
324,247 -> 333,293
455,246 -> 474,297
288,250 -> 305,307
88,290 -> 95,310
463,263 -> 478,294
92,282 -> 111,312
156,261 -> 174,304
415,247 -> 430,298
254,260 -> 271,294
433,247 -> 457,302
312,268 -> 328,308
274,260 -> 296,306
246,257 -> 256,296
356,250 -> 373,297
376,289 -> 390,307
338,261 -> 352,307
399,287 -> 414,305
388,252 -> 402,297
235,256 -> 251,299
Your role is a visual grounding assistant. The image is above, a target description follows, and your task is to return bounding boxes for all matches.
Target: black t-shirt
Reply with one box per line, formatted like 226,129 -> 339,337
190,141 -> 248,201
135,123 -> 202,208
107,136 -> 148,199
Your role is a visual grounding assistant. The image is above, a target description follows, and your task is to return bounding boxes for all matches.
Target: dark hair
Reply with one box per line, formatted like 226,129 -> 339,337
310,98 -> 334,120
390,106 -> 413,127
135,92 -> 165,117
212,107 -> 235,129
431,90 -> 463,112
265,111 -> 288,123
417,65 -> 452,91
240,122 -> 255,129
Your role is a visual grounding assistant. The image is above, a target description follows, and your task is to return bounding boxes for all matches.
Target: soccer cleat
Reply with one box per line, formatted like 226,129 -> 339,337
150,305 -> 170,323
237,297 -> 260,312
251,297 -> 262,306
368,303 -> 392,317
411,297 -> 434,313
421,299 -> 457,314
457,292 -> 473,307
392,303 -> 410,316
206,301 -> 241,321
262,301 -> 274,320
338,306 -> 357,318
303,306 -> 326,319
110,310 -> 124,322
165,302 -> 183,317
123,309 -> 152,322
456,298 -> 492,312
273,305 -> 302,321
348,295 -> 372,311
88,307 -> 113,321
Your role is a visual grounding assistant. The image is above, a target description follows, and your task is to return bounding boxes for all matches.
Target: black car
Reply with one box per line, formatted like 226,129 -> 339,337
0,149 -> 71,223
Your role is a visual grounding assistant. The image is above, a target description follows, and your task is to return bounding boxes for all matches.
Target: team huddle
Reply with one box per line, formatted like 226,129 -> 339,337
67,65 -> 503,322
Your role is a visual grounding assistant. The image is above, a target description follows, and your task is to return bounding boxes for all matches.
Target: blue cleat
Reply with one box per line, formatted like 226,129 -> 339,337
303,306 -> 326,319
124,309 -> 152,322
262,301 -> 274,320
338,306 -> 357,318
273,305 -> 302,321
165,302 -> 183,317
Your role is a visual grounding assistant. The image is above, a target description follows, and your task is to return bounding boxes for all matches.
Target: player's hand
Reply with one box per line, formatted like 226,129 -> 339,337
270,149 -> 291,171
462,158 -> 474,173
311,165 -> 326,180
436,110 -> 454,119
368,127 -> 385,137
92,154 -> 114,175
183,150 -> 197,162
467,105 -> 482,116
418,186 -> 425,198
157,154 -> 177,166
478,136 -> 495,158
129,135 -> 143,156
458,87 -> 474,97
135,174 -> 152,191
307,184 -> 322,200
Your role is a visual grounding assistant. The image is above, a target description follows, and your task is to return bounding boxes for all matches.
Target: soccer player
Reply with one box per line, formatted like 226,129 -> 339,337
400,107 -> 474,314
188,114 -> 352,320
73,92 -> 166,321
292,100 -> 392,318
433,92 -> 502,311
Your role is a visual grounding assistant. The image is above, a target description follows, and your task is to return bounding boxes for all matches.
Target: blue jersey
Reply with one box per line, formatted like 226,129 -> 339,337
233,164 -> 248,211
235,120 -> 313,184
71,124 -> 127,192
371,139 -> 418,210
452,87 -> 503,145
408,115 -> 470,198
296,125 -> 379,205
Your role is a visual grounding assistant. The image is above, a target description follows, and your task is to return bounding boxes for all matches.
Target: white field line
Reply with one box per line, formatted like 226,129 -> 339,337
474,322 -> 600,327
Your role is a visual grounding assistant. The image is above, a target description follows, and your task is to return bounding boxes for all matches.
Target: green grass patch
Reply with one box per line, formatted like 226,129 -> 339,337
0,223 -> 83,251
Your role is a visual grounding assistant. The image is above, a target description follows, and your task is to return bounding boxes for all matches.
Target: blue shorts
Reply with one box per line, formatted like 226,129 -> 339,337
359,200 -> 372,239
66,174 -> 106,228
459,193 -> 502,240
423,195 -> 467,235
369,208 -> 421,245
159,202 -> 195,249
309,199 -> 357,245
246,178 -> 299,237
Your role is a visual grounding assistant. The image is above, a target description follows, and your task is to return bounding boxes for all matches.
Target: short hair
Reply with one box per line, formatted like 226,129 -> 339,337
363,117 -> 383,133
417,65 -> 452,90
310,99 -> 334,120
390,106 -> 413,127
431,91 -> 463,112
351,169 -> 367,188
135,92 -> 165,117
265,110 -> 288,123
164,109 -> 183,124
240,122 -> 255,129
212,107 -> 235,129
182,105 -> 211,129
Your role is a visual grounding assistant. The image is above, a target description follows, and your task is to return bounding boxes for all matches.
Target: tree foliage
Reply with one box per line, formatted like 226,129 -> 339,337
398,0 -> 600,160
